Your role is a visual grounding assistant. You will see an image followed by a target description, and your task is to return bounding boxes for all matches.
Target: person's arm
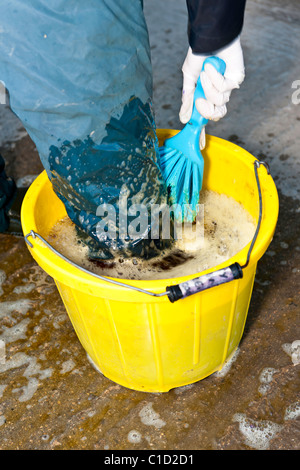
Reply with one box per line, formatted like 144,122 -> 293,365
186,0 -> 246,54
180,0 -> 247,149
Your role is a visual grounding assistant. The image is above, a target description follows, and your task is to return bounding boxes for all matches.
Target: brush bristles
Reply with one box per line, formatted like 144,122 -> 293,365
159,146 -> 202,223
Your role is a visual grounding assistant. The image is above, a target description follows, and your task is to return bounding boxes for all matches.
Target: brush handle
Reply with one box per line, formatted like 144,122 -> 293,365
190,56 -> 226,128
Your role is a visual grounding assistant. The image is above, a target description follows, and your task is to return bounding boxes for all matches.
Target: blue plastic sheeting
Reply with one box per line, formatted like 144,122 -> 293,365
0,0 -> 172,258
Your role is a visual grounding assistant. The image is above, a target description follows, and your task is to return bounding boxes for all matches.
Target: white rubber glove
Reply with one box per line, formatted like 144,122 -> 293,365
179,36 -> 245,149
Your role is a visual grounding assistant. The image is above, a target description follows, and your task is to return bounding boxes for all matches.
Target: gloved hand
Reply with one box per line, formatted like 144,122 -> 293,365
179,36 -> 245,149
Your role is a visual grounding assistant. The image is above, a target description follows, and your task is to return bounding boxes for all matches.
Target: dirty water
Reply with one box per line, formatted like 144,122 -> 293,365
47,190 -> 256,280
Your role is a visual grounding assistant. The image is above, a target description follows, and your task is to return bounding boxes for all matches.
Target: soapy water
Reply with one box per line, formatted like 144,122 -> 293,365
47,190 -> 256,280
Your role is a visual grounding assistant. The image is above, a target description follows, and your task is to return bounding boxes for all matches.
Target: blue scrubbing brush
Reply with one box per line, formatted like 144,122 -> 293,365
159,56 -> 226,223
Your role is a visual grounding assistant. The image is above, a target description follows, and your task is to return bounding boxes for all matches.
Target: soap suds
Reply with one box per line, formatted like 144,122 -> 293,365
0,340 -> 5,365
60,359 -> 76,374
0,384 -> 7,398
233,413 -> 282,450
127,430 -> 142,444
0,352 -> 53,402
13,283 -> 36,294
0,269 -> 6,296
0,318 -> 30,344
214,348 -> 240,378
139,402 -> 166,429
258,367 -> 278,395
284,401 -> 300,421
282,340 -> 300,365
0,299 -> 33,319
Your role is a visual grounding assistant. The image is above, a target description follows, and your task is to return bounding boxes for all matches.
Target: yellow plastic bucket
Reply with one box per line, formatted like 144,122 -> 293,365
21,130 -> 279,392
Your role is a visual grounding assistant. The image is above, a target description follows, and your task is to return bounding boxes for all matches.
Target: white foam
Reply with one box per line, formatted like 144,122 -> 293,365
0,299 -> 33,318
174,383 -> 195,394
0,298 -> 34,346
0,294 -> 54,402
139,402 -> 166,429
233,413 -> 282,450
0,352 -> 53,402
12,377 -> 39,403
60,359 -> 76,374
258,367 -> 278,395
0,269 -> 6,296
0,340 -> 5,365
215,347 -> 240,378
282,340 -> 300,365
127,430 -> 142,444
86,354 -> 103,375
13,283 -> 36,294
284,401 -> 300,421
0,318 -> 30,344
0,384 -> 7,398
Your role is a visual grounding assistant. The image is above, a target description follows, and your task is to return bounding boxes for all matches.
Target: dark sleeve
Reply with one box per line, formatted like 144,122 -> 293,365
186,0 -> 247,54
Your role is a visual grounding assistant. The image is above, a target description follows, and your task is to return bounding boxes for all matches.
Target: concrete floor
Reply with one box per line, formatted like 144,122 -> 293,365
0,0 -> 299,450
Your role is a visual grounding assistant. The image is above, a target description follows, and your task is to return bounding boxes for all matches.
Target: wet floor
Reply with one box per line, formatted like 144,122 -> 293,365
0,0 -> 299,451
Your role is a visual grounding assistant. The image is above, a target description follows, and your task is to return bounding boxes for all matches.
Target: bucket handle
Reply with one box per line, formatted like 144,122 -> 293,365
24,160 -> 270,303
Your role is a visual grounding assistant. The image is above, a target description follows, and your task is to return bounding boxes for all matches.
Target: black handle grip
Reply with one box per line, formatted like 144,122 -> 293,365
166,262 -> 243,303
